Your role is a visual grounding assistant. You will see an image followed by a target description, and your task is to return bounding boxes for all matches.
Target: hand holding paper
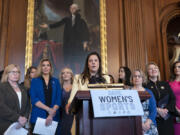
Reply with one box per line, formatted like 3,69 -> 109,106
4,122 -> 28,135
33,117 -> 58,135
45,115 -> 53,126
18,116 -> 27,127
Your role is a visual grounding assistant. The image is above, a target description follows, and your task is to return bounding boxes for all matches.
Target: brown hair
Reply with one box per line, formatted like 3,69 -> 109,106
81,52 -> 105,84
24,66 -> 37,89
170,60 -> 180,81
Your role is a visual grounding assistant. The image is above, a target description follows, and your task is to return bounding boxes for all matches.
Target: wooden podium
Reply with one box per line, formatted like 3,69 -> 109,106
70,91 -> 150,135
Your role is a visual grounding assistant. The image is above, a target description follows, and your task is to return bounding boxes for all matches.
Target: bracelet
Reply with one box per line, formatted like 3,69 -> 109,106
46,107 -> 50,112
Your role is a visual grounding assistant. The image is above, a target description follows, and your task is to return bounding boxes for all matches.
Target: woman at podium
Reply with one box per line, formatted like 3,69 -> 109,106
131,69 -> 158,135
66,52 -> 110,113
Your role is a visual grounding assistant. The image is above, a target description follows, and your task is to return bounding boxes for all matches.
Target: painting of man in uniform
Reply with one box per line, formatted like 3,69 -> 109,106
33,0 -> 100,74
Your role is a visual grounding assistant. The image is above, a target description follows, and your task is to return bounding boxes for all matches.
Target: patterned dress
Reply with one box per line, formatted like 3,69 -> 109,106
142,99 -> 158,135
141,89 -> 158,135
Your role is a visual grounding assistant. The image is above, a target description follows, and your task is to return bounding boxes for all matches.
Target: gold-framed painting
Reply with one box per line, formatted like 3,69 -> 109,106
25,0 -> 107,75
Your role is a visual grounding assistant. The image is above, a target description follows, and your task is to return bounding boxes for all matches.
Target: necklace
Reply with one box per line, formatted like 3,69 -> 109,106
63,85 -> 72,92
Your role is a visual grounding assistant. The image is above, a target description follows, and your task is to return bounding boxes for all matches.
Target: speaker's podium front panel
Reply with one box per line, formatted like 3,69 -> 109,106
70,90 -> 150,135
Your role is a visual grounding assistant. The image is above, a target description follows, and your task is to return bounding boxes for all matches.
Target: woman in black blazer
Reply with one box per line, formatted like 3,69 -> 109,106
146,62 -> 176,135
0,64 -> 30,134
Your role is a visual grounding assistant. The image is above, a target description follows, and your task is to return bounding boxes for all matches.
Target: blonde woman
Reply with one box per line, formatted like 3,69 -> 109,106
0,64 -> 30,134
59,67 -> 74,135
131,69 -> 158,135
29,59 -> 61,134
146,62 -> 176,135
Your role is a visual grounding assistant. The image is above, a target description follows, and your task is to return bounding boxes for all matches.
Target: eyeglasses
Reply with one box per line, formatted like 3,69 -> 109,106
9,71 -> 20,74
148,67 -> 158,71
175,66 -> 180,69
133,75 -> 142,78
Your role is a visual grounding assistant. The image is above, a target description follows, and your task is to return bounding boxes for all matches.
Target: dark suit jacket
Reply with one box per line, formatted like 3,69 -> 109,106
0,82 -> 30,134
146,80 -> 176,135
49,13 -> 89,57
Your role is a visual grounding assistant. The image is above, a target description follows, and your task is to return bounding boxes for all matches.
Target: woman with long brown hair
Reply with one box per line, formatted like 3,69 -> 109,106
169,60 -> 180,135
23,66 -> 37,89
118,66 -> 132,87
66,52 -> 110,113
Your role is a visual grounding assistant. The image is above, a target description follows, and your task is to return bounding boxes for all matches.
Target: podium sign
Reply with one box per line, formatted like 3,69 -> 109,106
90,90 -> 144,118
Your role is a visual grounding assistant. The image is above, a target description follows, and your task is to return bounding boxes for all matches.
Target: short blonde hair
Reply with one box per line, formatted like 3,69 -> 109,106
36,58 -> 53,77
1,64 -> 21,83
146,62 -> 161,81
59,67 -> 74,86
131,69 -> 147,85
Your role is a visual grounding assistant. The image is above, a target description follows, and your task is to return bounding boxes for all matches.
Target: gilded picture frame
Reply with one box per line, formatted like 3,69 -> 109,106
25,0 -> 107,74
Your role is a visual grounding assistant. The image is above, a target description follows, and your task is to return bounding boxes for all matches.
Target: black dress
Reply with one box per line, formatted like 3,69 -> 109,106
49,13 -> 89,71
60,89 -> 74,135
146,80 -> 176,135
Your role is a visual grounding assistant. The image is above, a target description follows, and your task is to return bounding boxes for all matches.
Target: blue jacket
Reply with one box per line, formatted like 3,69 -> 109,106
29,77 -> 62,124
145,88 -> 157,125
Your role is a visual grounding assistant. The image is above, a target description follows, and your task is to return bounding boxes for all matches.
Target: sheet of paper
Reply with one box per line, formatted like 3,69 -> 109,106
33,117 -> 58,135
4,122 -> 28,135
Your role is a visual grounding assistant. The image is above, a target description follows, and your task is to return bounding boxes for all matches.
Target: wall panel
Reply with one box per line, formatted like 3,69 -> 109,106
106,0 -> 121,81
0,0 -> 27,80
123,0 -> 147,72
0,0 -> 10,71
0,0 -> 179,81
